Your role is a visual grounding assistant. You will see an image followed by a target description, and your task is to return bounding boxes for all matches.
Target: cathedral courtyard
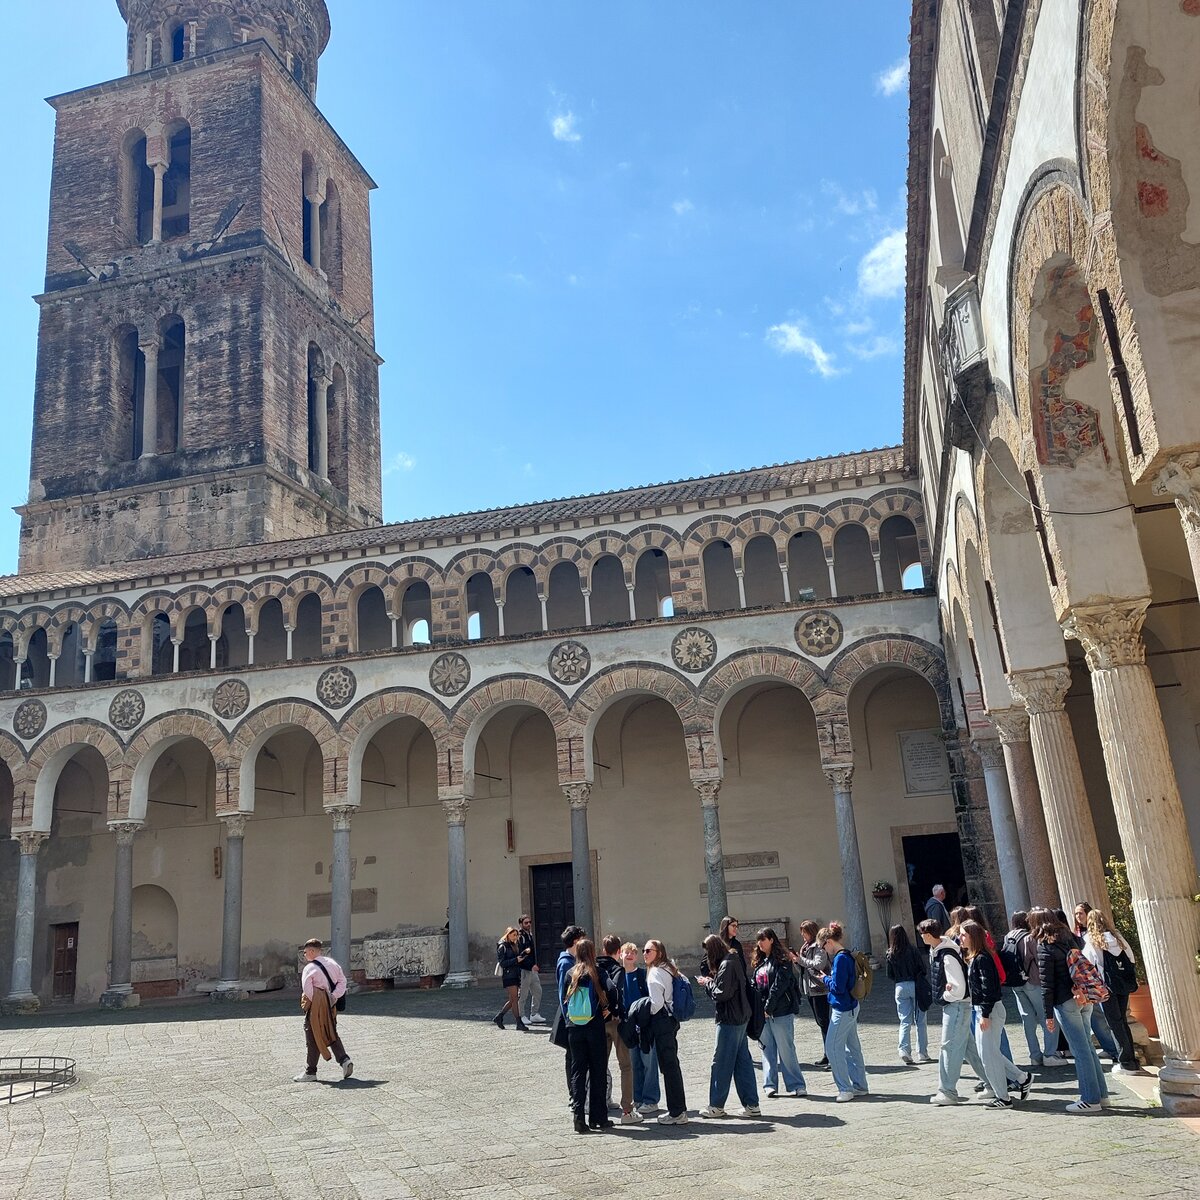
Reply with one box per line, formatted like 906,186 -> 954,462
2,989 -> 1199,1200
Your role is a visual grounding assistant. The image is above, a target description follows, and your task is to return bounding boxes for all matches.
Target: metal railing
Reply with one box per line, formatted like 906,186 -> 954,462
0,1057 -> 78,1104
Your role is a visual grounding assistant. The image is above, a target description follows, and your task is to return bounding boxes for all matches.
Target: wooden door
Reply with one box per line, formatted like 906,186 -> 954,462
52,923 -> 79,1002
531,862 -> 574,972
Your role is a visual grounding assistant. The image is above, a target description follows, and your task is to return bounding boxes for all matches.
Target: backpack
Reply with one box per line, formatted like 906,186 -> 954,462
998,932 -> 1028,988
566,982 -> 594,1024
1102,948 -> 1139,997
848,950 -> 873,1000
1067,948 -> 1110,1005
932,944 -> 966,1005
671,971 -> 696,1022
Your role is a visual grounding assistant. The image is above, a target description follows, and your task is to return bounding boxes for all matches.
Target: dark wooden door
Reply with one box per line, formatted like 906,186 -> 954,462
902,832 -> 966,931
531,862 -> 574,972
52,923 -> 79,1002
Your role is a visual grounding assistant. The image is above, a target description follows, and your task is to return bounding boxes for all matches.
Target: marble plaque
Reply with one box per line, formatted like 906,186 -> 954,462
898,728 -> 952,795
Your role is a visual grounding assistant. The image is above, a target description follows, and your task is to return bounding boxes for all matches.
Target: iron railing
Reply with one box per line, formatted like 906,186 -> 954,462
0,1056 -> 78,1104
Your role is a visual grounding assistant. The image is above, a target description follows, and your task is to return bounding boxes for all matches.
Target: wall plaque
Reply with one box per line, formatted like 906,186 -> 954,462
898,728 -> 952,795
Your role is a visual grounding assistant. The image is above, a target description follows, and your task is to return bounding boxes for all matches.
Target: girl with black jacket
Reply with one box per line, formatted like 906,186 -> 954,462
562,938 -> 613,1133
696,934 -> 761,1118
493,927 -> 527,1030
962,920 -> 1027,1108
752,927 -> 806,1097
885,924 -> 931,1065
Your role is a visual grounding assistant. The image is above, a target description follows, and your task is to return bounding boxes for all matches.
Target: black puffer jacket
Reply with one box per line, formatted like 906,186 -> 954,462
754,955 -> 801,1018
967,950 -> 1003,1016
1038,934 -> 1076,1013
886,944 -> 926,984
496,940 -> 522,987
708,950 -> 752,1025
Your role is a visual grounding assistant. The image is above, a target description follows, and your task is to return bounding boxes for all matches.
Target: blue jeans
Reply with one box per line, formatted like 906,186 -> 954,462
1012,983 -> 1054,1061
632,1044 -> 660,1106
825,1005 -> 867,1095
1090,1004 -> 1121,1062
709,1021 -> 759,1109
760,1013 -> 806,1093
1054,1001 -> 1110,1105
894,981 -> 928,1057
936,1000 -> 987,1097
974,1004 -> 1020,1101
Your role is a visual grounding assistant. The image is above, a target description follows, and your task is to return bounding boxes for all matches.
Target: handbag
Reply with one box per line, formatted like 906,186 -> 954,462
314,958 -> 347,1013
548,1001 -> 570,1049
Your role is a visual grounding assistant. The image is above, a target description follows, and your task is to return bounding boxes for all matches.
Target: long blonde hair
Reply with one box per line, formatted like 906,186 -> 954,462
1086,908 -> 1126,954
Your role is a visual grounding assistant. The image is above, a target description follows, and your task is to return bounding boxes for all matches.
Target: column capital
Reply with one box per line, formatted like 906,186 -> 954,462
823,763 -> 853,792
989,706 -> 1030,746
220,812 -> 249,839
1152,452 -> 1200,525
107,819 -> 143,846
562,782 -> 591,810
442,796 -> 469,826
13,829 -> 49,856
692,779 -> 721,808
973,738 -> 1005,770
1061,598 -> 1149,671
1006,665 -> 1072,715
326,805 -> 355,832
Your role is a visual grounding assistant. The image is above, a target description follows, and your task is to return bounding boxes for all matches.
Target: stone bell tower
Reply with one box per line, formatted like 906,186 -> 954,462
17,0 -> 383,575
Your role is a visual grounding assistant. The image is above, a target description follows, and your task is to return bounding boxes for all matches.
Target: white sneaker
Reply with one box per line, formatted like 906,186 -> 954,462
293,1072 -> 318,1083
1041,1054 -> 1068,1066
657,1111 -> 688,1125
739,1106 -> 762,1117
620,1109 -> 644,1125
929,1091 -> 961,1106
529,1013 -> 547,1024
835,1091 -> 855,1103
788,1089 -> 808,1097
341,1059 -> 354,1080
915,1055 -> 936,1064
1111,1064 -> 1144,1076
1065,1100 -> 1102,1114
697,1106 -> 727,1118
1100,1097 -> 1113,1108
899,1053 -> 914,1065
636,1103 -> 660,1115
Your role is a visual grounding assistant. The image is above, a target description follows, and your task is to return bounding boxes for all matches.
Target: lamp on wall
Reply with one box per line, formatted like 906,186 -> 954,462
940,276 -> 992,452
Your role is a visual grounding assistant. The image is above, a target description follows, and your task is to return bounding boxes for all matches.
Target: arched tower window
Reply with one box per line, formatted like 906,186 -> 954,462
701,540 -> 739,611
113,326 -> 145,461
633,549 -> 672,620
93,619 -> 119,683
742,535 -> 784,607
293,593 -> 323,660
0,633 -> 15,692
170,24 -> 186,62
400,583 -> 432,646
356,587 -> 390,653
127,132 -> 156,246
161,122 -> 191,240
465,573 -> 499,640
151,613 -> 173,676
328,365 -> 347,493
320,178 -> 343,293
157,316 -> 185,453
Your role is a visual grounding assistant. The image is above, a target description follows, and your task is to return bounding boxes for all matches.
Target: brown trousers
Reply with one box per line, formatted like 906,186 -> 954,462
605,1020 -> 633,1112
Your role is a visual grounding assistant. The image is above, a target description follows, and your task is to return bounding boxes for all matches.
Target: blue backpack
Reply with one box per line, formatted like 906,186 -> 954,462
566,983 -> 593,1025
671,972 -> 696,1022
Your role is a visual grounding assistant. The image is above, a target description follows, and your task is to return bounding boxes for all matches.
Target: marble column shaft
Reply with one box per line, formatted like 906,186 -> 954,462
219,814 -> 248,983
1006,666 -> 1107,912
694,781 -> 728,933
328,806 -> 353,973
6,831 -> 48,1003
107,821 -> 142,995
824,765 -> 870,954
442,797 -> 471,986
563,783 -> 593,934
974,737 -> 1030,916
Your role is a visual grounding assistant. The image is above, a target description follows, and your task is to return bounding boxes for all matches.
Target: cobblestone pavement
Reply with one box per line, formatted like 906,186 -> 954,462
2,987 -> 1198,1200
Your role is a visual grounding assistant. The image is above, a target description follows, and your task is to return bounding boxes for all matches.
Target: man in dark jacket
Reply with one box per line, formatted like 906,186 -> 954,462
515,914 -> 545,1025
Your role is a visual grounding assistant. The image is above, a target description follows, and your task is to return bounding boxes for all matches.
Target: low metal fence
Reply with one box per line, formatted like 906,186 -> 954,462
0,1057 -> 78,1104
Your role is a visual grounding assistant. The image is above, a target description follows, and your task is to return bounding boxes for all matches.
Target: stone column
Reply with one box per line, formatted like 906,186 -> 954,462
314,373 -> 331,479
872,552 -> 884,593
563,783 -> 594,935
539,594 -> 549,632
171,637 -> 181,673
991,706 -> 1058,908
1154,454 -> 1200,590
246,632 -> 255,666
285,624 -> 295,661
823,765 -> 870,954
3,831 -> 49,1015
305,189 -> 323,272
825,558 -> 838,597
216,813 -> 249,991
581,589 -> 592,626
1063,599 -> 1200,1113
693,780 -> 728,933
102,820 -> 143,1009
328,806 -> 354,975
973,737 -> 1030,915
1006,666 -> 1107,912
150,160 -> 167,244
83,648 -> 94,684
735,569 -> 747,609
626,584 -> 637,621
442,796 -> 472,987
779,564 -> 791,603
496,599 -> 506,636
47,654 -> 57,688
139,339 -> 159,458
208,636 -> 218,670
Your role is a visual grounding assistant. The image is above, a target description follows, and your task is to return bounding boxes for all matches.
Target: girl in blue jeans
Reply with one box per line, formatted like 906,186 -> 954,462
751,927 -> 807,1097
885,924 -> 930,1064
819,926 -> 868,1102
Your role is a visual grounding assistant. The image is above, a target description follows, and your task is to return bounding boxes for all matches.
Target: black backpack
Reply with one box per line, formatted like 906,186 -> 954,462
998,931 -> 1029,988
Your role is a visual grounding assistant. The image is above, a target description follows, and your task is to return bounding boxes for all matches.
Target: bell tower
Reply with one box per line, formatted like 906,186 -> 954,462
18,0 -> 383,574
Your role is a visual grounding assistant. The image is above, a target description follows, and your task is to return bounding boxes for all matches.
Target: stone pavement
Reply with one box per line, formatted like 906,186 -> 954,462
2,987 -> 1198,1200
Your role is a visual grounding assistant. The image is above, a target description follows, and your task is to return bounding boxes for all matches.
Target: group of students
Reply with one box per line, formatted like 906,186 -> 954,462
884,898 -> 1142,1114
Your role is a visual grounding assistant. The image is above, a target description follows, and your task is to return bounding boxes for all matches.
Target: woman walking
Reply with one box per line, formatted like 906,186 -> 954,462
494,926 -> 527,1030
562,938 -> 613,1132
962,920 -> 1029,1108
752,928 -> 806,1097
819,925 -> 868,1102
1036,911 -> 1111,1113
1084,909 -> 1142,1075
795,919 -> 831,1068
1005,910 -> 1059,1066
696,933 -> 761,1117
643,939 -> 689,1125
885,924 -> 931,1065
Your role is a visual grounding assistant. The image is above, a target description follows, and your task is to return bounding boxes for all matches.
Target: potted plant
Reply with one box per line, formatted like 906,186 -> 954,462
871,879 -> 894,900
1105,856 -> 1156,1036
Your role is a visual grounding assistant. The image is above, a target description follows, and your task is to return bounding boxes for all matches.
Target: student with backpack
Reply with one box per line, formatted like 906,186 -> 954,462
642,939 -> 690,1125
885,924 -> 931,1065
819,925 -> 869,1102
619,942 -> 661,1114
562,938 -> 613,1133
1004,911 -> 1056,1067
551,925 -> 586,1102
919,918 -> 989,1105
695,933 -> 762,1118
1084,909 -> 1142,1075
751,927 -> 806,1097
597,934 -> 639,1124
1035,912 -> 1111,1113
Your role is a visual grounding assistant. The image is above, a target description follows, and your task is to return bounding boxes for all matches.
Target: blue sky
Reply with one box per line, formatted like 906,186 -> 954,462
0,2 -> 911,575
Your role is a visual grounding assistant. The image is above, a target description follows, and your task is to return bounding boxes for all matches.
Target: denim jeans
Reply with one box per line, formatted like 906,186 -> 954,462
894,981 -> 928,1058
936,1000 -> 987,1098
974,1004 -> 1019,1101
1089,1003 -> 1121,1062
825,1005 -> 868,1095
709,1021 -> 760,1109
632,1043 -> 660,1105
1054,1000 -> 1110,1105
1012,982 -> 1054,1061
760,1012 -> 807,1093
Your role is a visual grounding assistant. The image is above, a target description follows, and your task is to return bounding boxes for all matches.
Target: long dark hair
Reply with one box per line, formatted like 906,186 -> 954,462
959,920 -> 987,959
886,924 -> 913,961
963,905 -> 990,935
751,927 -> 785,969
703,934 -> 729,975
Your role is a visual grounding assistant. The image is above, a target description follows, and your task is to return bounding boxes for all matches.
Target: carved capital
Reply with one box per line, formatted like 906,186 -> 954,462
823,763 -> 854,792
13,829 -> 49,856
973,738 -> 1005,770
1007,666 -> 1072,715
988,706 -> 1030,746
692,779 -> 721,809
442,796 -> 469,826
108,820 -> 143,847
1061,599 -> 1149,671
327,805 -> 355,832
1152,453 -> 1200,534
220,812 -> 249,839
562,782 -> 591,810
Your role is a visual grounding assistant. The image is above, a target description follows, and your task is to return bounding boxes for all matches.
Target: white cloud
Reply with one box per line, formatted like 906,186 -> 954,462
765,322 -> 843,378
821,180 -> 877,217
857,230 -> 906,298
875,58 -> 909,97
843,317 -> 874,337
672,198 -> 694,215
848,335 -> 901,360
383,451 -> 416,475
551,111 -> 581,142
